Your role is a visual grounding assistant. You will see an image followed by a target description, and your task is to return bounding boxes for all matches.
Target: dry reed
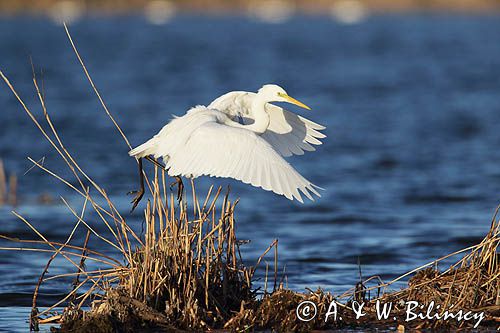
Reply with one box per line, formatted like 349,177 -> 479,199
0,159 -> 18,206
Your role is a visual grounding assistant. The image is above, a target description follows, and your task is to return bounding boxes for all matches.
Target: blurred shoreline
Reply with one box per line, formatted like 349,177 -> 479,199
2,0 -> 500,15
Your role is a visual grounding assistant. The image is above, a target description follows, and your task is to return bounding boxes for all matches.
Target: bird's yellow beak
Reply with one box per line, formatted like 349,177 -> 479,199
278,93 -> 311,110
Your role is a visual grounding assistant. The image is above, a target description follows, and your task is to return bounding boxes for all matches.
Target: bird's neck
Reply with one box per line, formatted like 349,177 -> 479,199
246,96 -> 270,134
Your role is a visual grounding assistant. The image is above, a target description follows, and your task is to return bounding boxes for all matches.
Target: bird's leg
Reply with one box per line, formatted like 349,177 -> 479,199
145,156 -> 164,169
170,176 -> 184,202
128,158 -> 145,212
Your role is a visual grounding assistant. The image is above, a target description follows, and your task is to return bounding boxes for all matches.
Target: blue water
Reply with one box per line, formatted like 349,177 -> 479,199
1,14 -> 500,331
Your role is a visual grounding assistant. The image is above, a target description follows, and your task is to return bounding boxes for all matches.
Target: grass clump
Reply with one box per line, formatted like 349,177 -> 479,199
55,178 -> 259,332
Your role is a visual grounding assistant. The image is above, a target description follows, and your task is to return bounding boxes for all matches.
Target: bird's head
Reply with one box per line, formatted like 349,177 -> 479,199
258,84 -> 311,110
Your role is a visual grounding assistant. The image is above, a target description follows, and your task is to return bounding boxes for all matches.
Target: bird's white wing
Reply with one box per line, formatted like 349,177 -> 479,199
208,91 -> 326,157
207,91 -> 252,120
135,107 -> 320,203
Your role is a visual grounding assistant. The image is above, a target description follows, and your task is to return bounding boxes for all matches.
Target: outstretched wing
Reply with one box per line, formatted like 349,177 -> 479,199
131,106 -> 320,203
208,91 -> 326,157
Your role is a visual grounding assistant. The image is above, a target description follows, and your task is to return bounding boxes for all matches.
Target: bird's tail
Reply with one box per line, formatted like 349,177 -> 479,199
129,138 -> 158,158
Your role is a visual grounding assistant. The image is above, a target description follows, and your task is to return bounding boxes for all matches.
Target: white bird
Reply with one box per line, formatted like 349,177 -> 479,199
128,84 -> 326,210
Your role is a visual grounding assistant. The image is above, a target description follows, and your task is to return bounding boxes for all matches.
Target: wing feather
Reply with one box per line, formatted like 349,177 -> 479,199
209,91 -> 326,157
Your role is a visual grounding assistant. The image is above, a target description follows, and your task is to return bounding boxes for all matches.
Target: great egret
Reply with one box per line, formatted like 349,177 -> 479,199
128,84 -> 326,211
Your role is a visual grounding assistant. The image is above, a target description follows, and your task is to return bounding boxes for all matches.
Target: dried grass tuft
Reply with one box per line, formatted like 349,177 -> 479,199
377,208 -> 500,329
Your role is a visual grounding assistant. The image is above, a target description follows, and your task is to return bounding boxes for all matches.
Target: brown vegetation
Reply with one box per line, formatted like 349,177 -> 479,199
1,0 -> 500,14
0,159 -> 17,207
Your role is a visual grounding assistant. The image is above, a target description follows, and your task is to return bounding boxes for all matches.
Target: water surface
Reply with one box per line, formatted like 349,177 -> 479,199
1,14 -> 500,331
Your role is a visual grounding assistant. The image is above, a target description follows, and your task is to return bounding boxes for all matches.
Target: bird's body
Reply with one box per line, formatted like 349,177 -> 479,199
129,84 -> 326,204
